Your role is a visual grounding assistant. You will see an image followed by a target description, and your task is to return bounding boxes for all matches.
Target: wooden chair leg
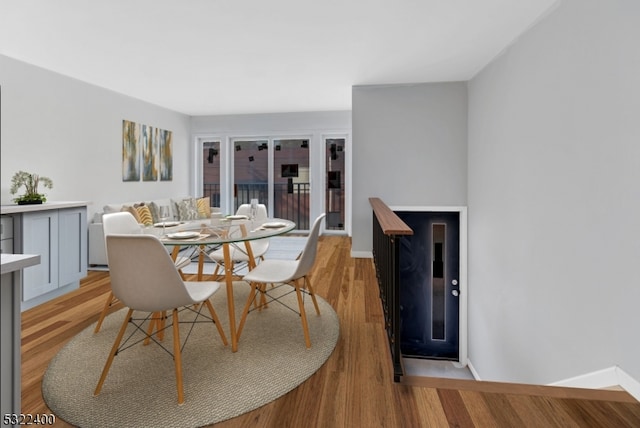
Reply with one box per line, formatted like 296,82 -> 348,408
197,247 -> 205,281
204,299 -> 228,346
237,282 -> 259,341
252,282 -> 268,311
94,292 -> 116,333
294,280 -> 312,348
305,276 -> 321,315
258,284 -> 269,309
94,308 -> 134,396
159,311 -> 167,341
211,263 -> 221,281
172,308 -> 185,405
143,315 -> 156,346
142,312 -> 164,346
143,311 -> 165,345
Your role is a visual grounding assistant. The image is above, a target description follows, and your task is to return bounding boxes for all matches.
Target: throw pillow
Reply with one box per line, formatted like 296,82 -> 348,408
148,202 -> 160,224
121,205 -> 142,223
174,198 -> 199,221
196,197 -> 211,219
135,204 -> 154,226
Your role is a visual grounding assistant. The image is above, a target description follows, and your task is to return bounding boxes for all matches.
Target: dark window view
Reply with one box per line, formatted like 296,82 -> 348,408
325,138 -> 345,230
233,140 -> 269,212
202,141 -> 221,207
432,224 -> 445,341
273,139 -> 310,230
203,136 -> 345,233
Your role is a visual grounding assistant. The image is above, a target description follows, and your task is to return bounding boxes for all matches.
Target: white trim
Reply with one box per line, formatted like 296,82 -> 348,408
193,134 -> 221,197
617,366 -> 640,401
321,133 -> 351,236
389,205 -> 468,368
549,366 -> 640,401
193,134 -> 227,212
324,229 -> 348,236
351,250 -> 373,259
549,366 -> 617,389
466,359 -> 482,381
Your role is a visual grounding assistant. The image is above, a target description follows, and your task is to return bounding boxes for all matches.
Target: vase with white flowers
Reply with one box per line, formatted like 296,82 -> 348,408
10,171 -> 53,205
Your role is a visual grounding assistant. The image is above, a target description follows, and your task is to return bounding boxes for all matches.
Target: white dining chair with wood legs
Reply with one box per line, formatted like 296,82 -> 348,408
94,211 -> 191,333
239,213 -> 326,348
94,234 -> 228,405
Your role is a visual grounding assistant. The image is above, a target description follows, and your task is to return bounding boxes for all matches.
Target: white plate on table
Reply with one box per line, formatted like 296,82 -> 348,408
226,215 -> 248,220
166,231 -> 200,239
154,221 -> 181,228
261,222 -> 287,229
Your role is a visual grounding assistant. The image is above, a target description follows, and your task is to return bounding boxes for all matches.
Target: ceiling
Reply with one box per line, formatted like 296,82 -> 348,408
0,0 -> 558,116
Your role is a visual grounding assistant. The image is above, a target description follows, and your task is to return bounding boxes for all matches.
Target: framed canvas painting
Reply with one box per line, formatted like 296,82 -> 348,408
159,128 -> 173,181
122,120 -> 140,181
142,125 -> 158,181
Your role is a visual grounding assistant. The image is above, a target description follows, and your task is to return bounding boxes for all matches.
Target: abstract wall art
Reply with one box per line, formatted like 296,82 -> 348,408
142,124 -> 158,181
159,128 -> 173,181
122,120 -> 172,182
122,120 -> 140,182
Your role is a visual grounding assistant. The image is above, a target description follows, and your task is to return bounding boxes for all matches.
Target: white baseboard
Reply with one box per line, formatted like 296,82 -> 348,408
549,366 -> 618,389
350,250 -> 372,259
466,359 -> 482,381
465,361 -> 640,400
616,367 -> 640,401
549,366 -> 640,401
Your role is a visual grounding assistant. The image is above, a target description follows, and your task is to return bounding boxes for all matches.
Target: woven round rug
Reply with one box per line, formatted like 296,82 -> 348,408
42,282 -> 339,427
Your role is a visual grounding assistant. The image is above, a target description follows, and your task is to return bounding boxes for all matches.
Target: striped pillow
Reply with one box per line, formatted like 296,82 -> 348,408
148,202 -> 160,224
175,198 -> 199,221
136,204 -> 154,226
197,197 -> 211,219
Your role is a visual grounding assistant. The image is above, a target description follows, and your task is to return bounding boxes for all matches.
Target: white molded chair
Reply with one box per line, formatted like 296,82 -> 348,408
94,212 -> 191,333
94,234 -> 228,405
208,204 -> 270,278
240,213 -> 326,348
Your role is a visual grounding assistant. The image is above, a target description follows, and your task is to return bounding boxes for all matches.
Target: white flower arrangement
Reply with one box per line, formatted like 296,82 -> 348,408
10,171 -> 53,204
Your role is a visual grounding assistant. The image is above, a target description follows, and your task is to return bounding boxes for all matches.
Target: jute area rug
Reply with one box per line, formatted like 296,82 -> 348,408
42,282 -> 340,427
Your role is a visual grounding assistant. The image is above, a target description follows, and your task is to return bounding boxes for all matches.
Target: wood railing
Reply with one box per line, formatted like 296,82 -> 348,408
369,197 -> 413,382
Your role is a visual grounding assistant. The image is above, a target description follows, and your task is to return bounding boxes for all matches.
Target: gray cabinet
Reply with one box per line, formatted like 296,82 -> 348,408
22,210 -> 59,300
58,208 -> 87,288
0,216 -> 13,254
5,204 -> 88,310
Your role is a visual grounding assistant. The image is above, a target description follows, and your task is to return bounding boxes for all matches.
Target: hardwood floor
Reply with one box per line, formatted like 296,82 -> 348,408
21,236 -> 640,427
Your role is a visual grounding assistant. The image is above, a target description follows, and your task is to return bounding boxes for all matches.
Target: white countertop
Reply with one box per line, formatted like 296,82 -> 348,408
1,254 -> 41,275
0,201 -> 90,214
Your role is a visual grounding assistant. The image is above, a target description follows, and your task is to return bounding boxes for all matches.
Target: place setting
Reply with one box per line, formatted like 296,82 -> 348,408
251,221 -> 288,232
153,220 -> 181,228
225,214 -> 249,221
164,230 -> 211,241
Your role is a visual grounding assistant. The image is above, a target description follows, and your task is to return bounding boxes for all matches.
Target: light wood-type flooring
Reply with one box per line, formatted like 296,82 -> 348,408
21,236 -> 640,427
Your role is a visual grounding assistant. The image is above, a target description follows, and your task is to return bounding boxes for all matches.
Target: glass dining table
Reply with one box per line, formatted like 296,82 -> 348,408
144,217 -> 295,352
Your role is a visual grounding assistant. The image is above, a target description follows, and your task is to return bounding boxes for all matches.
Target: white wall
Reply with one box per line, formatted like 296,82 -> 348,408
351,83 -> 468,256
0,55 -> 191,220
192,112 -> 351,135
467,0 -> 640,384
